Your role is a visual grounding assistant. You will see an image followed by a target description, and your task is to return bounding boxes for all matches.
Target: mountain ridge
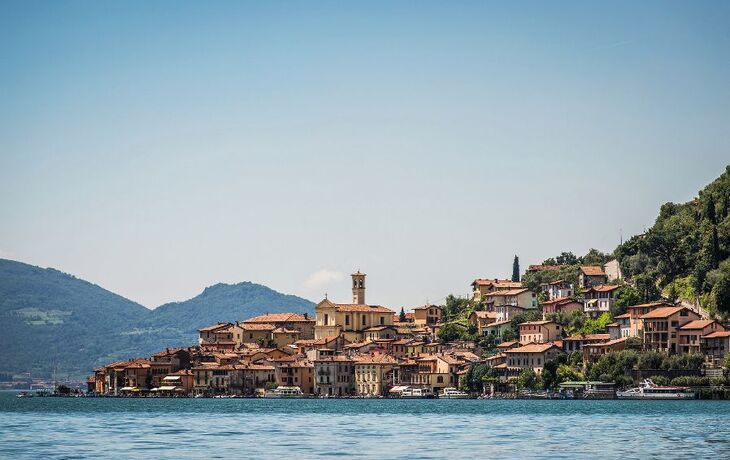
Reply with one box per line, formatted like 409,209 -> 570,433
0,258 -> 314,378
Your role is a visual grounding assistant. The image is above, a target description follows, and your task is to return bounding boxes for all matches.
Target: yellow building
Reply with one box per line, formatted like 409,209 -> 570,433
314,272 -> 395,341
413,304 -> 442,326
354,353 -> 399,396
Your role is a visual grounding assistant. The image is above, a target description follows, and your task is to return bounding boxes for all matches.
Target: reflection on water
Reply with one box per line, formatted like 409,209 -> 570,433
1,393 -> 729,459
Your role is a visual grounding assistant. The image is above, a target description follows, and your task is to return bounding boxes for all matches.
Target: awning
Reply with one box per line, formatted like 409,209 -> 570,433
120,387 -> 137,391
162,376 -> 181,381
158,386 -> 179,391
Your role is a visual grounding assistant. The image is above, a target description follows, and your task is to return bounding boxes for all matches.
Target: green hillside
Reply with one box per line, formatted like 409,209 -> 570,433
615,165 -> 730,317
0,259 -> 314,378
145,282 -> 315,345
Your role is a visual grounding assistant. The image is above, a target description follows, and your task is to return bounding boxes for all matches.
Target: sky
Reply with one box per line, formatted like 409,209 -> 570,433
1,1 -> 729,309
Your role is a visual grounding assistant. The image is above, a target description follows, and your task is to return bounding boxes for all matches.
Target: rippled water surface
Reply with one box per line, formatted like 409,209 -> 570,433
1,391 -> 729,459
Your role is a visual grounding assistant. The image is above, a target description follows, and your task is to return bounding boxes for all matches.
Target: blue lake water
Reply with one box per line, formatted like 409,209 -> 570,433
1,392 -> 729,459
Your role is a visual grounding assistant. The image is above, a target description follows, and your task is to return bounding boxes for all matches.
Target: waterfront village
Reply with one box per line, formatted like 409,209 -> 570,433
89,265 -> 730,399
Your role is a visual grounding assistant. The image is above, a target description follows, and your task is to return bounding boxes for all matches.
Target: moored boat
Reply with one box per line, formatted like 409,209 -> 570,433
264,386 -> 306,398
400,387 -> 435,399
439,387 -> 470,399
616,379 -> 695,399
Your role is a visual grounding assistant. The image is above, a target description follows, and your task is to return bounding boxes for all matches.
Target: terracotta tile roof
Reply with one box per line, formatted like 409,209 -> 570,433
472,278 -> 514,286
580,266 -> 606,276
353,353 -> 398,365
640,306 -> 686,319
170,369 -> 193,376
587,338 -> 627,348
606,322 -> 620,327
679,320 -> 717,330
704,331 -> 730,338
152,347 -> 187,358
364,325 -> 395,331
485,288 -> 531,297
198,323 -> 232,332
240,323 -> 276,331
452,351 -> 481,362
614,313 -> 631,319
294,336 -> 339,347
541,297 -> 579,306
519,320 -> 557,326
496,341 -> 519,348
472,311 -> 497,320
505,342 -> 562,354
344,340 -> 374,349
314,355 -> 353,363
330,304 -> 394,313
527,265 -> 562,272
486,320 -> 512,327
584,284 -> 619,293
563,333 -> 610,341
412,304 -> 440,311
627,301 -> 673,309
243,313 -> 312,323
272,327 -> 300,334
244,363 -> 276,371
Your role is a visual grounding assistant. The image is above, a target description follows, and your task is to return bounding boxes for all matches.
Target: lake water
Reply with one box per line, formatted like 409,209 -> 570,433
1,392 -> 729,459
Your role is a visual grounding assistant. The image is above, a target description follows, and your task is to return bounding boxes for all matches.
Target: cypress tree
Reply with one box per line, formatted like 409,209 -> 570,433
705,194 -> 717,224
710,225 -> 720,269
512,255 -> 520,282
399,307 -> 406,322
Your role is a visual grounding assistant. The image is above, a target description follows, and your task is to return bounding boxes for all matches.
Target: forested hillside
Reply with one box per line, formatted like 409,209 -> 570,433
0,259 -> 314,378
615,165 -> 730,317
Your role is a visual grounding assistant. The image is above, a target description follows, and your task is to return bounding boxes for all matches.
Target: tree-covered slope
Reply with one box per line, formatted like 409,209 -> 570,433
144,282 -> 315,344
0,259 -> 314,378
0,258 -> 151,378
615,165 -> 730,316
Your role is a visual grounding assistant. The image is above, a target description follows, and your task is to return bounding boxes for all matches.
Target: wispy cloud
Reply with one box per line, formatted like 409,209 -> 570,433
303,269 -> 344,290
587,40 -> 634,52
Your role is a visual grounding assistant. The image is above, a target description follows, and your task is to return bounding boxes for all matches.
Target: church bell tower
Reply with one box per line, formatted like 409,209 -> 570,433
352,271 -> 366,304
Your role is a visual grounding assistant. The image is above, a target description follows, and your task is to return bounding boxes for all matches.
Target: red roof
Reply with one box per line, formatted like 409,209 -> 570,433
243,313 -> 312,323
584,284 -> 619,293
527,265 -> 562,272
640,306 -> 687,319
704,331 -> 730,338
331,304 -> 394,313
679,320 -> 717,330
505,343 -> 562,354
580,266 -> 606,277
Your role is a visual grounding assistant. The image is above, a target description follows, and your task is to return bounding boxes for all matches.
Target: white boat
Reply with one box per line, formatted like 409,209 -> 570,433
439,387 -> 470,399
400,387 -> 435,399
616,379 -> 695,399
264,386 -> 305,398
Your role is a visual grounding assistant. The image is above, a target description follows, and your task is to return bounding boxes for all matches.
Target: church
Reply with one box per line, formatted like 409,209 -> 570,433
314,271 -> 395,342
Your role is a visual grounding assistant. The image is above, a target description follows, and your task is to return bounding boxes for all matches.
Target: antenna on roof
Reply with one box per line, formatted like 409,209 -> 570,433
325,292 -> 328,300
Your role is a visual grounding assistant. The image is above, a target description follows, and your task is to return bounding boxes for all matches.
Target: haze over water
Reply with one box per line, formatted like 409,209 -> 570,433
2,393 -> 729,459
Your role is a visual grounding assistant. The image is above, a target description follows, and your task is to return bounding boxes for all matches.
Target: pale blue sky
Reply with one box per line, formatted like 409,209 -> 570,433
1,1 -> 729,308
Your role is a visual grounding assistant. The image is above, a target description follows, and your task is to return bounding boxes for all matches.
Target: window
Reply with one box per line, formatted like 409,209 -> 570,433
362,315 -> 367,325
380,316 -> 385,325
345,315 -> 350,326
324,314 -> 329,325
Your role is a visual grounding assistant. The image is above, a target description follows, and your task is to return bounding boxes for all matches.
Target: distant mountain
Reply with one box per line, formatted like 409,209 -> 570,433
0,259 -> 314,378
145,282 -> 315,346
